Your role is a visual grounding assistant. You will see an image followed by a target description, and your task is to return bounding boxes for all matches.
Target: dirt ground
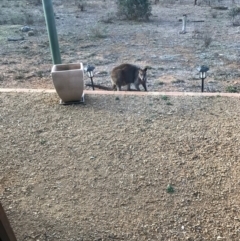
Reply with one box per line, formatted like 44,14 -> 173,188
1,0 -> 240,92
1,0 -> 240,241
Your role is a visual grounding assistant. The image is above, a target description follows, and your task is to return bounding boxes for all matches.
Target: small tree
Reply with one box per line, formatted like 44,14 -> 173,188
116,0 -> 152,21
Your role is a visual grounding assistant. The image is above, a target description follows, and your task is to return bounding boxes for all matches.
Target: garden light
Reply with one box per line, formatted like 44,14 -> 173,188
198,65 -> 209,92
85,64 -> 95,90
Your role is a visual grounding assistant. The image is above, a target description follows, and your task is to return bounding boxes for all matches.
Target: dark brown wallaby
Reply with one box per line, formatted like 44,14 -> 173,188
111,63 -> 148,91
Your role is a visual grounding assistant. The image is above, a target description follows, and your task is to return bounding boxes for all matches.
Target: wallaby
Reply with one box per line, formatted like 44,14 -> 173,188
111,64 -> 148,91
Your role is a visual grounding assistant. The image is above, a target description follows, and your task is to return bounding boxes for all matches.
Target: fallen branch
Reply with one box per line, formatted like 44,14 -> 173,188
7,37 -> 24,41
178,19 -> 205,23
211,6 -> 228,10
191,20 -> 205,23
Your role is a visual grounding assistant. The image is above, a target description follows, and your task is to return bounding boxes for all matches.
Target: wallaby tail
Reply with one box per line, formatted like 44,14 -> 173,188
85,84 -> 113,90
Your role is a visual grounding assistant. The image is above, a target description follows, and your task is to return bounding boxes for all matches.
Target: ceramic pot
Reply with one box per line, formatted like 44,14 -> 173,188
51,63 -> 84,103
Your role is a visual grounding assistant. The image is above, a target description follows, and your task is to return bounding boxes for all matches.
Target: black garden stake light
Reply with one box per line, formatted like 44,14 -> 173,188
85,64 -> 95,90
198,65 -> 209,92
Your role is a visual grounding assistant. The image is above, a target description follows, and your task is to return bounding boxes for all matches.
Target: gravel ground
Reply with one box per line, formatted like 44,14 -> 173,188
1,92 -> 240,240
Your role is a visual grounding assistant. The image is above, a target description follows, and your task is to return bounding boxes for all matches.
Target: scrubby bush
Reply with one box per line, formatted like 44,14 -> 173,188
226,86 -> 239,93
203,35 -> 212,48
229,6 -> 240,24
116,0 -> 152,21
75,0 -> 86,11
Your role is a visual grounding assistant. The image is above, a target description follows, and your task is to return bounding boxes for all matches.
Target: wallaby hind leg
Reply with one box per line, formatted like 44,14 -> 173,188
127,84 -> 131,91
142,82 -> 147,91
117,85 -> 121,91
134,83 -> 140,91
112,83 -> 117,91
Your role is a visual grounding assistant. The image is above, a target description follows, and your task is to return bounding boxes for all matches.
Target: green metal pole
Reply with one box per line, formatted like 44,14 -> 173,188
42,0 -> 61,64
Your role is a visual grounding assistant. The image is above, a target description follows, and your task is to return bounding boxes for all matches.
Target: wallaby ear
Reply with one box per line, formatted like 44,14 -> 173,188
143,67 -> 148,72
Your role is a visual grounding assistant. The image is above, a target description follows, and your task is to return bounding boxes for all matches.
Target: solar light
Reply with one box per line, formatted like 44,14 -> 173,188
84,64 -> 95,90
197,65 -> 209,92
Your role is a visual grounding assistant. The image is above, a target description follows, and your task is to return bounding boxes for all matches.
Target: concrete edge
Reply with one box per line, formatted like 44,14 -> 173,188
0,88 -> 240,97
